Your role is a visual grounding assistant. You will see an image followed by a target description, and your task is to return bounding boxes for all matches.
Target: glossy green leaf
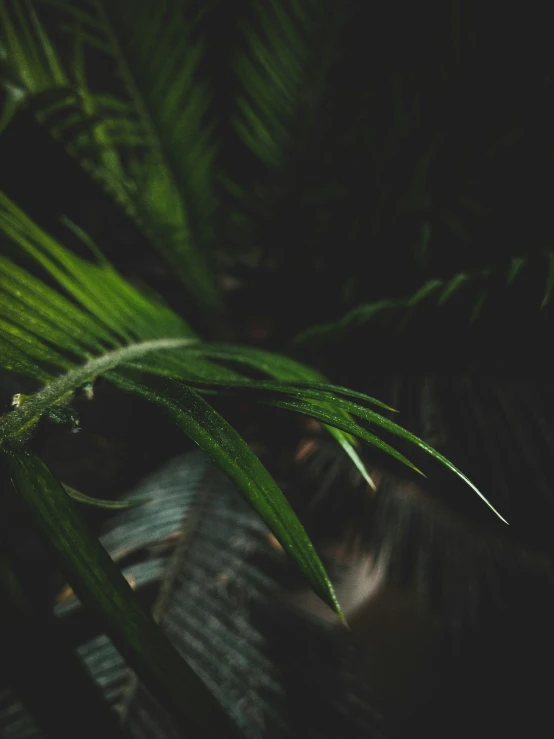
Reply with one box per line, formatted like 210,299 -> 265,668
140,352 -> 396,411
186,343 -> 378,488
0,255 -> 115,351
280,393 -> 508,524
0,315 -> 73,371
107,368 -> 346,622
181,379 -> 508,524
0,191 -> 195,353
0,336 -> 54,382
204,387 -> 423,476
0,192 -> 502,524
6,448 -> 242,738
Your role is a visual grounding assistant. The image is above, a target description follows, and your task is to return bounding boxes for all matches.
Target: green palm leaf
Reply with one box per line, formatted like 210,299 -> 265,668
295,251 -> 554,345
0,192 -> 358,626
106,368 -> 346,619
0,190 -> 505,632
233,0 -> 337,171
0,0 -> 221,311
224,0 -> 343,247
0,193 -> 507,737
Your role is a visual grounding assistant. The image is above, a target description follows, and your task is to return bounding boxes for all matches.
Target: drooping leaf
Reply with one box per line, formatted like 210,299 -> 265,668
161,374 -> 507,523
254,394 -> 508,524
185,342 -> 379,488
0,196 -> 501,530
106,368 -> 346,621
186,344 -> 397,411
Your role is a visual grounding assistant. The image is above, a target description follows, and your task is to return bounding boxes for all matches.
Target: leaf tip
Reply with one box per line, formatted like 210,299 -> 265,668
338,612 -> 350,629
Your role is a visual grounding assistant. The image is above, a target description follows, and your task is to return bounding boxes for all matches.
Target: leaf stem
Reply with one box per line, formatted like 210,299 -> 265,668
0,337 -> 196,443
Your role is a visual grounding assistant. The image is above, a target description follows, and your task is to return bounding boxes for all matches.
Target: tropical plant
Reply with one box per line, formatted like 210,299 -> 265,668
0,182 -> 500,736
1,0 -> 550,737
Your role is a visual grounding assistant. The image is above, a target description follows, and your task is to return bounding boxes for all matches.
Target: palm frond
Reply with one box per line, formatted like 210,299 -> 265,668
0,192 -> 504,523
0,193 -> 508,625
222,0 -> 344,248
233,1 -> 336,171
295,251 -> 554,346
0,0 -> 221,311
0,0 -> 68,94
0,192 -> 353,622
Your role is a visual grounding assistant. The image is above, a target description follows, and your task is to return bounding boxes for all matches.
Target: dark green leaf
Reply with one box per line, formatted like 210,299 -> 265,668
6,448 -> 242,738
185,343 -> 378,487
181,379 -> 508,524
107,368 -> 346,621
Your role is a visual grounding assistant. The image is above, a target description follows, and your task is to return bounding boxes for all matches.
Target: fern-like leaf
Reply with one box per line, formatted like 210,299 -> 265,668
296,251 -> 554,345
0,0 -> 221,311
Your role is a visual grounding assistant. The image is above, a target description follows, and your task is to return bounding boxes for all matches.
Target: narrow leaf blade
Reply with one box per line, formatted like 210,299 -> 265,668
107,369 -> 346,621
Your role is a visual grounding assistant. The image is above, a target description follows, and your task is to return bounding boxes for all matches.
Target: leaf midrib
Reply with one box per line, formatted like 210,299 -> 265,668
0,337 -> 196,443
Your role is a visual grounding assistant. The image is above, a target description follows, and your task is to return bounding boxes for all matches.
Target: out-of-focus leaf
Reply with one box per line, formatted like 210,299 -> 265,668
296,251 -> 554,346
542,252 -> 554,309
6,448 -> 243,738
0,0 -> 222,312
62,483 -> 151,510
232,0 -> 340,172
2,452 -> 386,739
